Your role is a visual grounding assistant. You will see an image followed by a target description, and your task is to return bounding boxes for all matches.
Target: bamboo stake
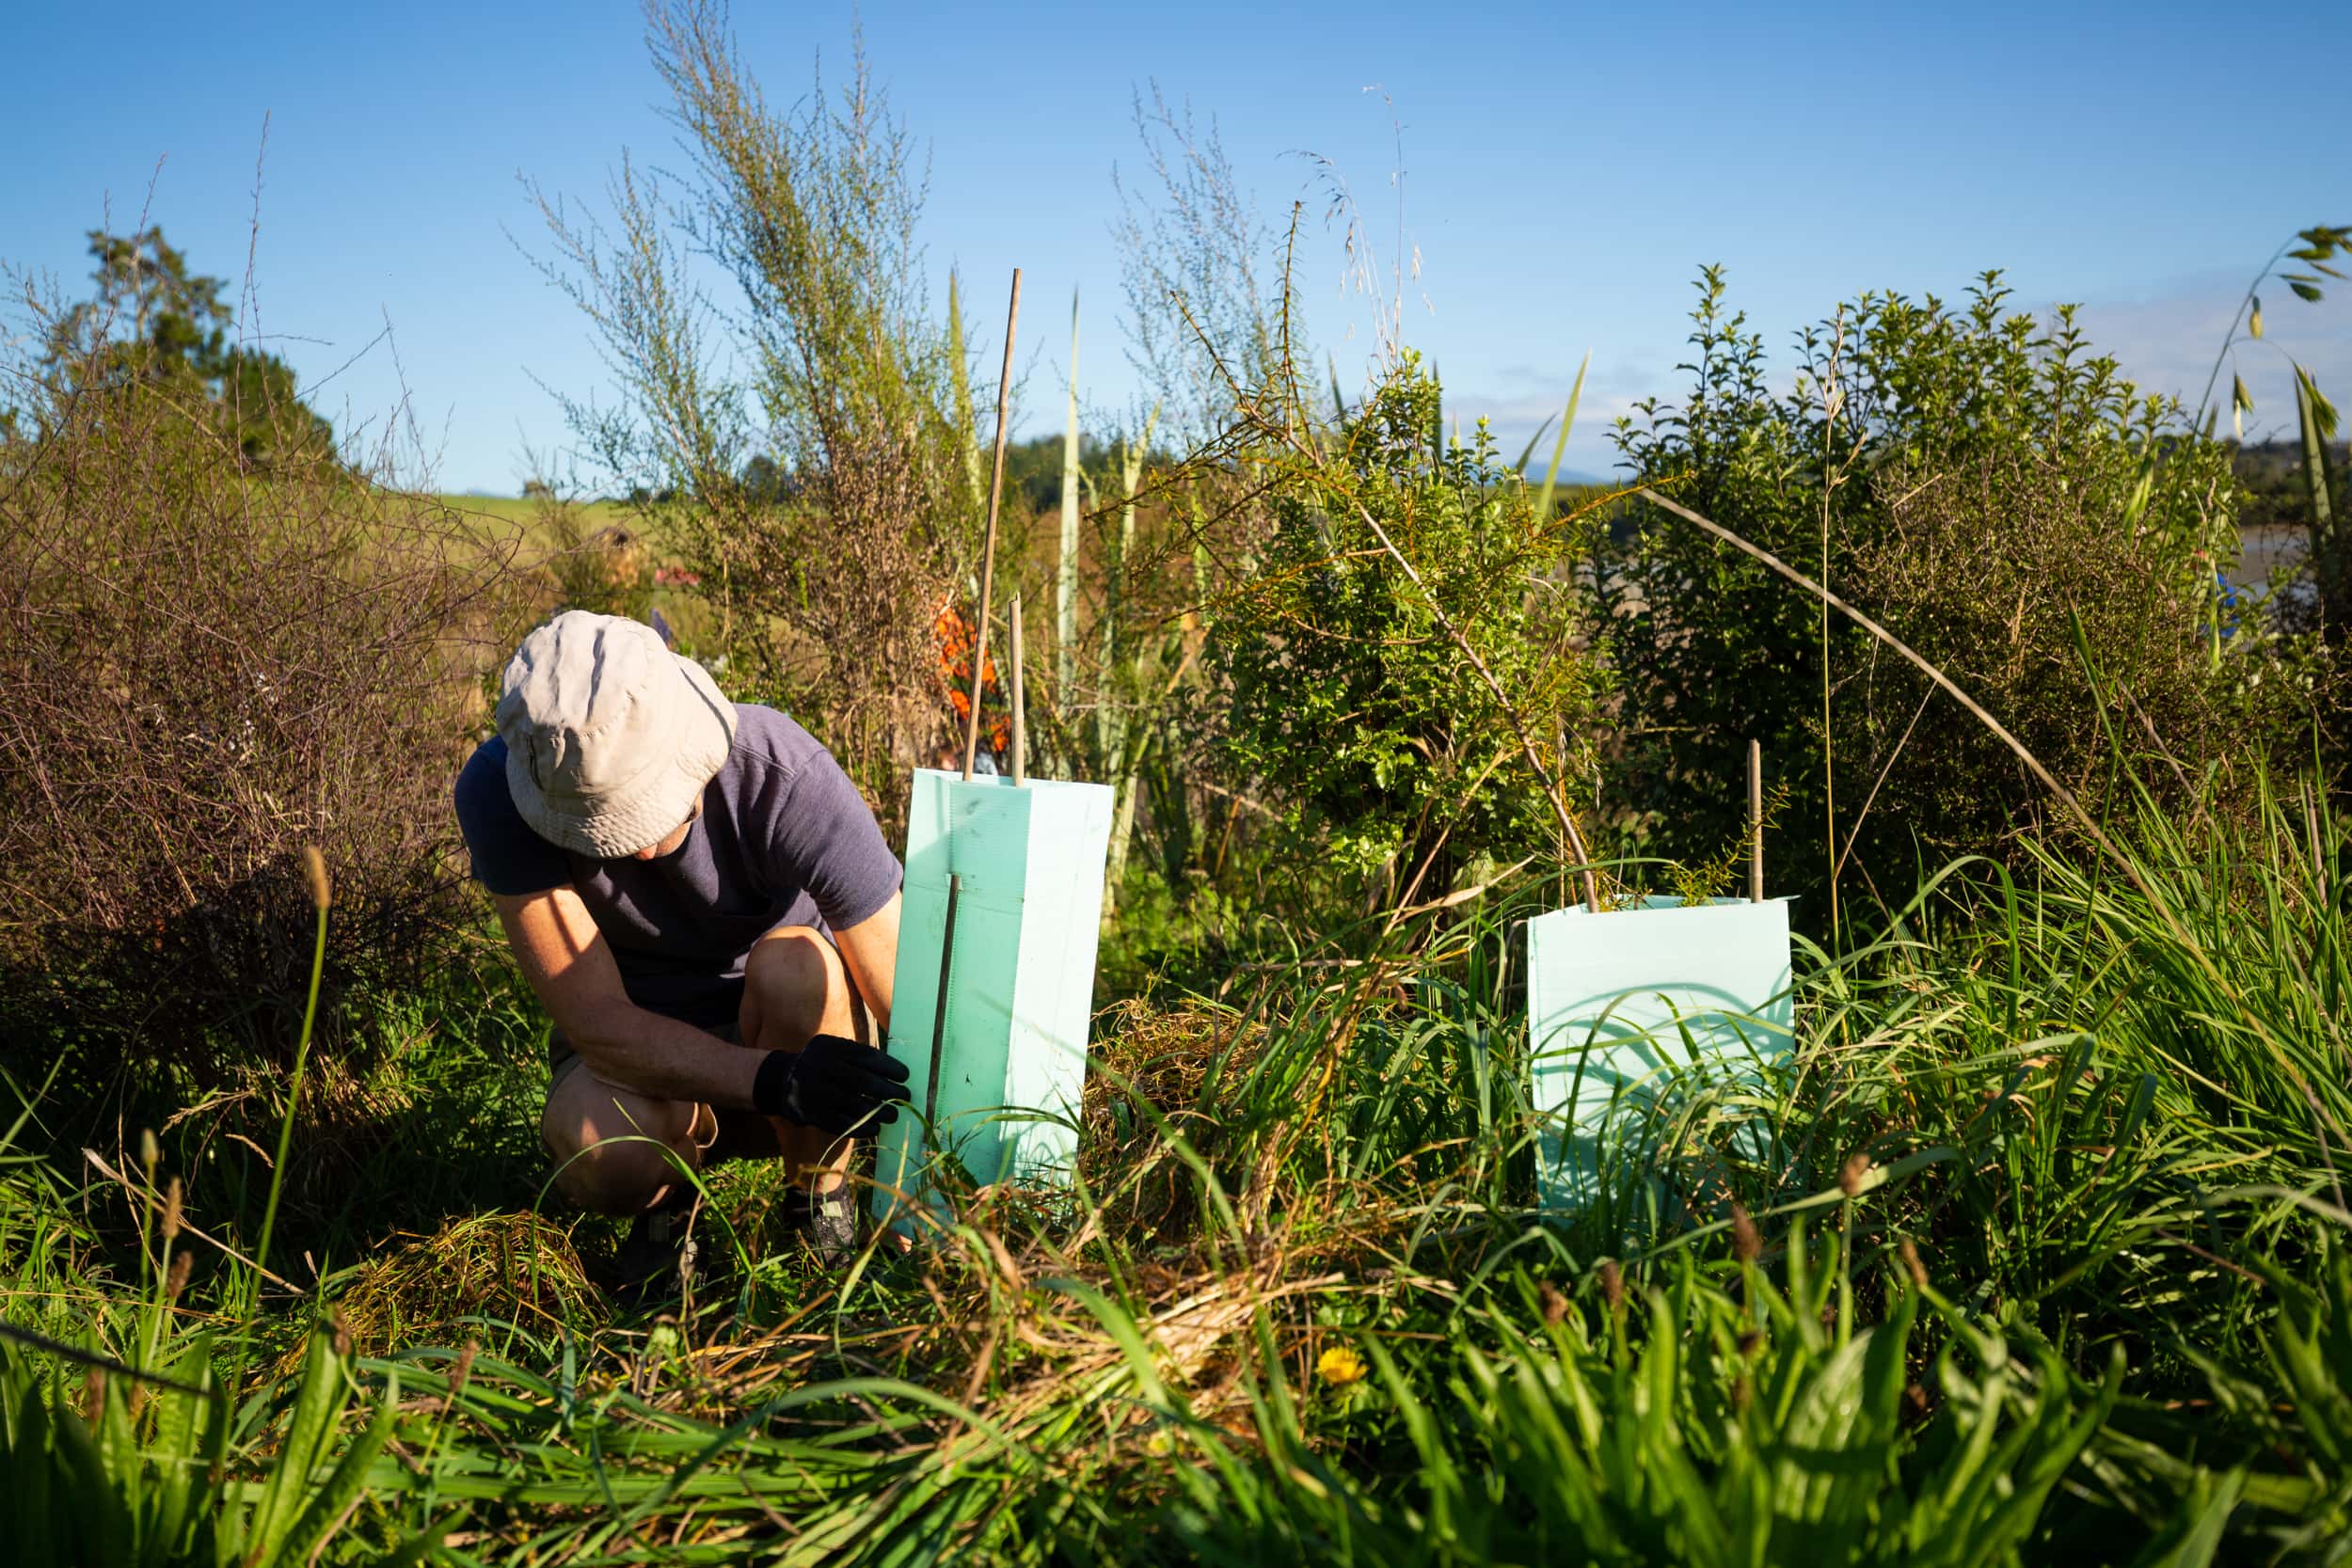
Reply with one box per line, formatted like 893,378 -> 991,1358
934,268 -> 1023,1128
1748,738 -> 1764,903
961,268 -> 1023,781
1009,594 -> 1027,786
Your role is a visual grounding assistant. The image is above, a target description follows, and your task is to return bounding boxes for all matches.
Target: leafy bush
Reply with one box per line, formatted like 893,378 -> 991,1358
1209,355 -> 1597,894
0,301 -> 522,1087
1829,436 -> 2317,887
1601,268 -> 2311,917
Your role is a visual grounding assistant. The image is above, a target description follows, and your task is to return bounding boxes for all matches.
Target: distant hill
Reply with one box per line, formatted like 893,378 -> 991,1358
431,492 -> 636,555
1519,467 -> 1616,488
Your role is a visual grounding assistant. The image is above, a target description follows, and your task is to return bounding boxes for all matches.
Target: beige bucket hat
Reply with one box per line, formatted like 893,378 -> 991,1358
495,610 -> 738,858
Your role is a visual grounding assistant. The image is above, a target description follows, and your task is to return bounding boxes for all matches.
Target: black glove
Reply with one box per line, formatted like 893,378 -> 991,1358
751,1034 -> 911,1135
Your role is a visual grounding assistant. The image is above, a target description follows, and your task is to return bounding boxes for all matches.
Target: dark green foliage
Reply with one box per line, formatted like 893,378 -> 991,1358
2235,437 -> 2351,543
1602,268 -> 2297,920
1828,434 -> 2307,894
1168,1237 -> 2120,1567
1211,355 -> 1593,889
998,429 -> 1113,516
31,227 -> 334,469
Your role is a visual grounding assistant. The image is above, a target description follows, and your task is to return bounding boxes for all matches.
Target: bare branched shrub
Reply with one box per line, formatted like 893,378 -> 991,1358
1835,444 -> 2321,869
1113,86 -> 1278,450
532,1 -> 974,822
0,303 -> 525,1085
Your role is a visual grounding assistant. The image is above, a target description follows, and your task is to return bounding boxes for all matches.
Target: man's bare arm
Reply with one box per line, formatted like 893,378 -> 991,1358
492,887 -> 762,1108
831,890 -> 900,1036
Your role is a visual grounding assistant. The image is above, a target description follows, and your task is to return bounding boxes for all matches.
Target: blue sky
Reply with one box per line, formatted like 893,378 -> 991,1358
6,1 -> 2347,493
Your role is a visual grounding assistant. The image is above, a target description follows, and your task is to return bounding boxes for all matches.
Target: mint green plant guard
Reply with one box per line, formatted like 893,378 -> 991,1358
874,768 -> 1115,1227
1525,896 -> 1794,1209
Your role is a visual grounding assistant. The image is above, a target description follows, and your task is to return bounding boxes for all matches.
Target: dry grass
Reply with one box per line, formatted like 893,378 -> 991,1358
326,1212 -> 603,1360
1077,999 -> 1263,1242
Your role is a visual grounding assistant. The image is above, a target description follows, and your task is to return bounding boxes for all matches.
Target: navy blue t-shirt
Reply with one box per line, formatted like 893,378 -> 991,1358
454,705 -> 902,1029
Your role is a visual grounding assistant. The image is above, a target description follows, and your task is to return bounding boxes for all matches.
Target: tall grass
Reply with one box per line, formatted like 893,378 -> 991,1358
1,759 -> 2347,1560
1,844 -> 417,1566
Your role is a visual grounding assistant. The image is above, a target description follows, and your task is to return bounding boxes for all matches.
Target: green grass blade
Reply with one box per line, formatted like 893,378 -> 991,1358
1535,351 -> 1592,531
275,1371 -> 398,1568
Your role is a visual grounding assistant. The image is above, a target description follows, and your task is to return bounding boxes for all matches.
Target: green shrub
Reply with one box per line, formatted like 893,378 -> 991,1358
1209,355 -> 1597,895
1601,268 -> 2312,920
1829,436 -> 2318,890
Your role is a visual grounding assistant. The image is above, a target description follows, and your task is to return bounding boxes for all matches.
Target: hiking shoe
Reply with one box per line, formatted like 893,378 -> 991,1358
612,1206 -> 698,1307
779,1183 -> 858,1264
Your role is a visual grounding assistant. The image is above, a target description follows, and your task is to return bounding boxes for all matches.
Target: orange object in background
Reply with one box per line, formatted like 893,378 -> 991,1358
934,597 -> 1009,757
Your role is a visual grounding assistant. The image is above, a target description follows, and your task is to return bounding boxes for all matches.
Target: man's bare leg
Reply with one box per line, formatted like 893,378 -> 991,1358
541,1061 -> 714,1214
539,926 -> 866,1212
738,926 -> 871,1195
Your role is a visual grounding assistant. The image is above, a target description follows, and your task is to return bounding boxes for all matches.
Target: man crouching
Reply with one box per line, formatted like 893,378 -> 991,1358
455,610 -> 909,1287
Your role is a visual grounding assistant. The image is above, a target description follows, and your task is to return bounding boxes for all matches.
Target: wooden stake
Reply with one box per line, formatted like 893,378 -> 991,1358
1748,738 -> 1764,903
1009,594 -> 1027,786
961,268 -> 1023,782
937,267 -> 1023,1127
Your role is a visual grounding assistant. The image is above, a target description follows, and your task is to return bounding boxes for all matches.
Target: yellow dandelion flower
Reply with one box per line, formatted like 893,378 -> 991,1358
1317,1344 -> 1367,1386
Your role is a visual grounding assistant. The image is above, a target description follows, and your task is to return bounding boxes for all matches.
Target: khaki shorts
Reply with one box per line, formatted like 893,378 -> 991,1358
540,1017 -> 739,1167
545,927 -> 858,1081
540,932 -> 869,1164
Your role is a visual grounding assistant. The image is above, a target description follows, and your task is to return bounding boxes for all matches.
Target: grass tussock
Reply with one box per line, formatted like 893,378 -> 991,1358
326,1212 -> 603,1358
1077,998 -> 1263,1239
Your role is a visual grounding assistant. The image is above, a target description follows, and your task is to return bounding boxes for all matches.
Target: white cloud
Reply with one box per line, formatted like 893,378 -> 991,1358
2074,268 -> 2352,442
